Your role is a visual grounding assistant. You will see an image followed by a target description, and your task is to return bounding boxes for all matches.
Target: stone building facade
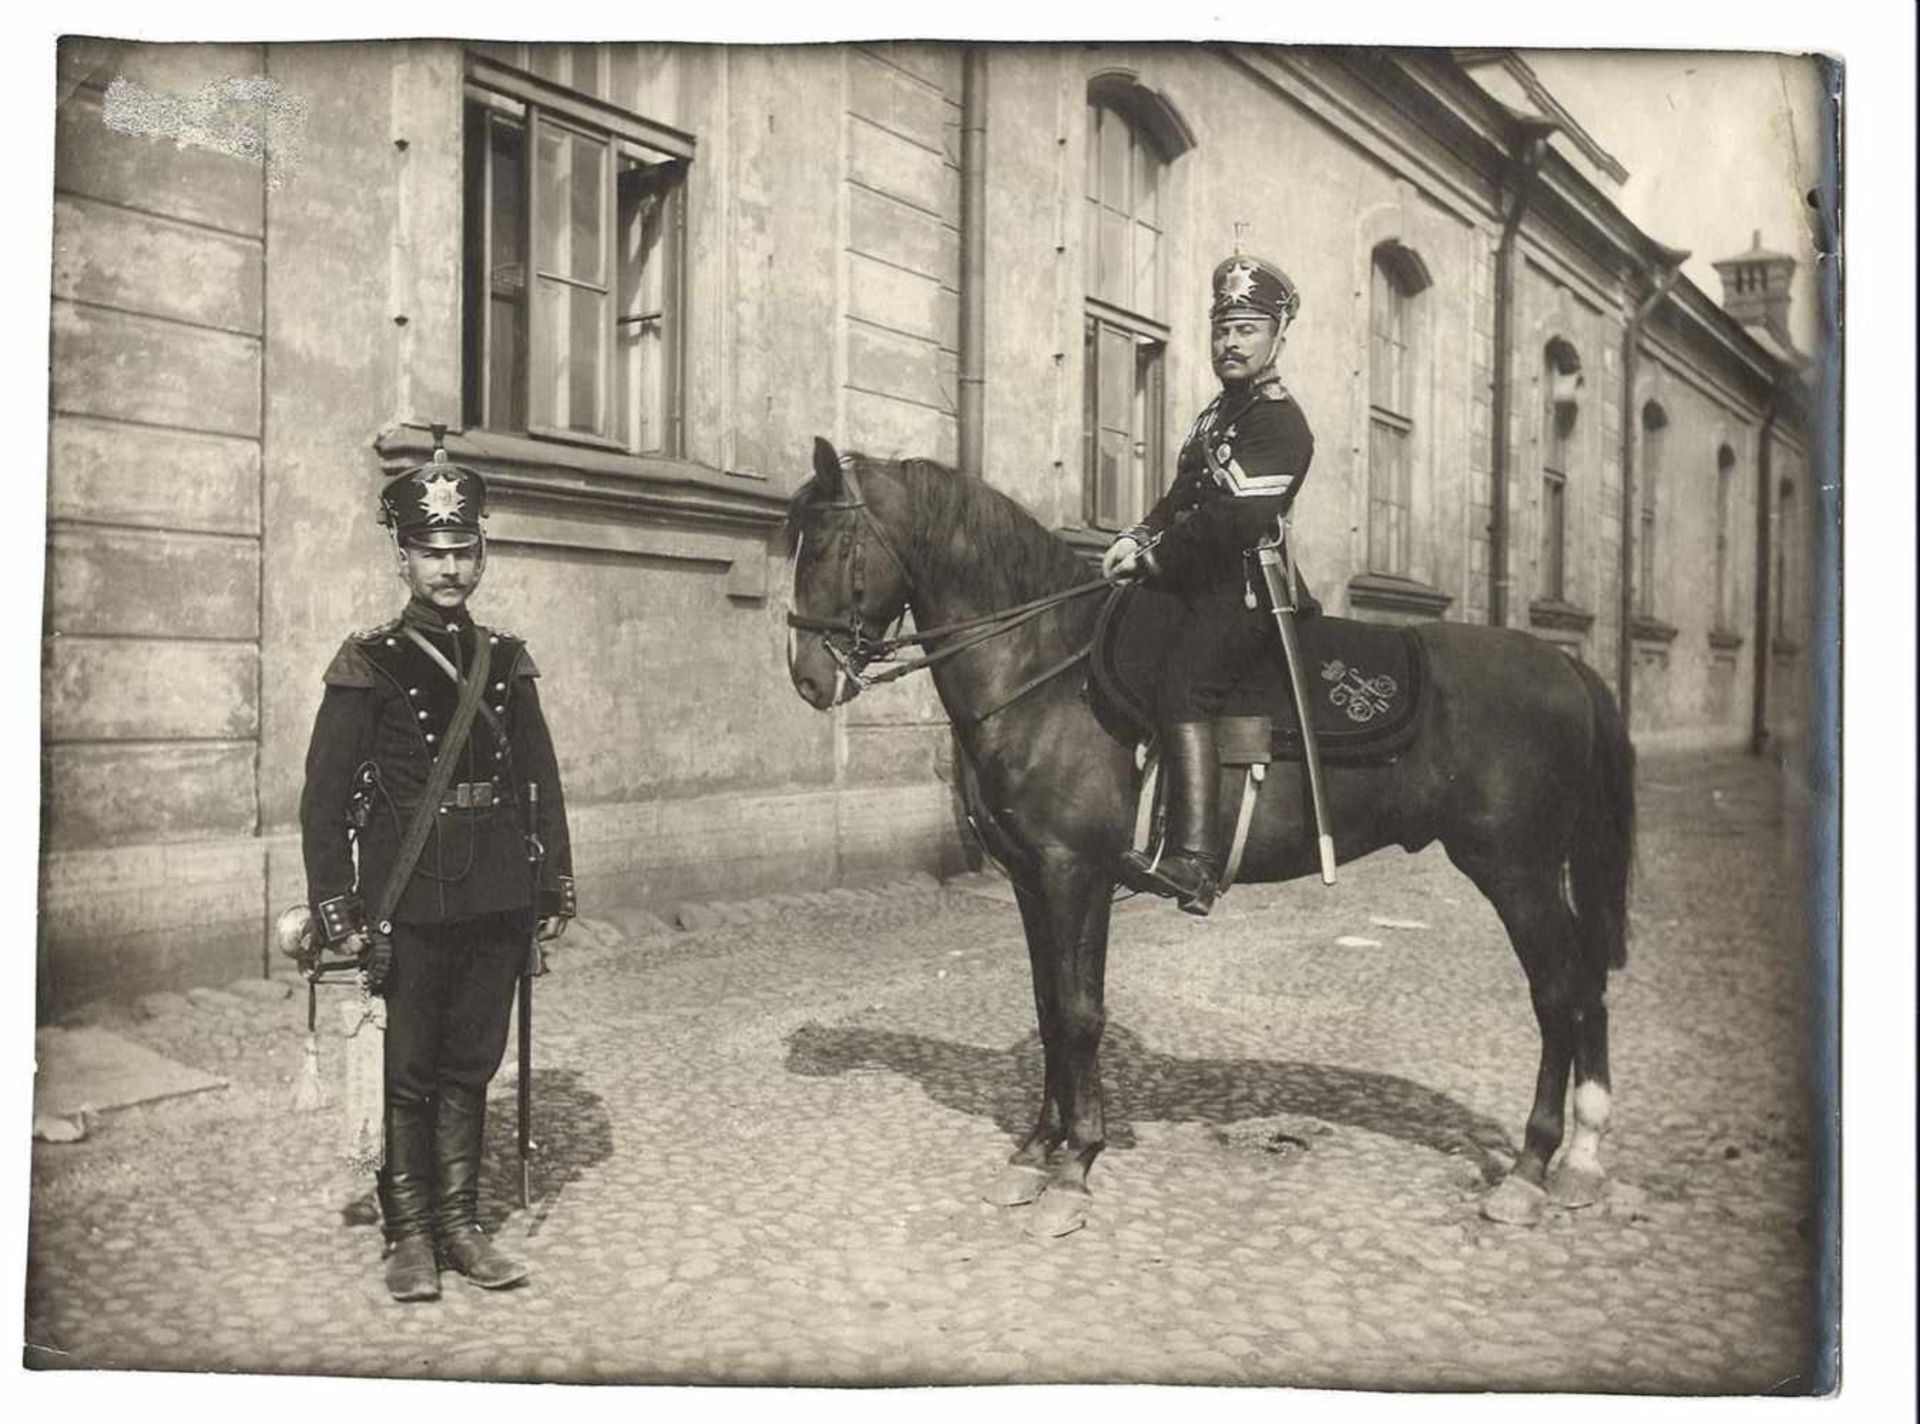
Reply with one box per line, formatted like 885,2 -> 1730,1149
41,40 -> 1828,1010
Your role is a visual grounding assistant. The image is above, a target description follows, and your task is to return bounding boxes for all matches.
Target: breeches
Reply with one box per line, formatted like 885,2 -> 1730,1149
1151,589 -> 1276,722
382,911 -> 528,1108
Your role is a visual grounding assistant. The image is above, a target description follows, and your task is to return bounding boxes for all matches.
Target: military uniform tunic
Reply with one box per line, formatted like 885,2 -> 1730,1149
300,596 -> 573,935
1125,374 -> 1316,720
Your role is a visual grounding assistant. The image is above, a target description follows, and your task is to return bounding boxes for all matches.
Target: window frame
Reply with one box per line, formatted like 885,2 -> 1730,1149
1080,93 -> 1172,535
1635,403 -> 1667,620
463,50 -> 693,459
1365,247 -> 1422,577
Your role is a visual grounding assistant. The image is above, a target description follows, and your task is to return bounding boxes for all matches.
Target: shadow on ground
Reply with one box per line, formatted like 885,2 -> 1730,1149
785,1021 -> 1512,1177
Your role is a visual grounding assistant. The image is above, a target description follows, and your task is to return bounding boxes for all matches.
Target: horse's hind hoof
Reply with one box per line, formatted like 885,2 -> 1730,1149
1481,1175 -> 1549,1227
983,1164 -> 1051,1208
1023,1185 -> 1090,1238
1548,1163 -> 1608,1209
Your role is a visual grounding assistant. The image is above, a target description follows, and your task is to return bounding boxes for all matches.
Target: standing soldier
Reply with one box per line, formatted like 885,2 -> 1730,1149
1101,255 -> 1315,917
300,439 -> 574,1302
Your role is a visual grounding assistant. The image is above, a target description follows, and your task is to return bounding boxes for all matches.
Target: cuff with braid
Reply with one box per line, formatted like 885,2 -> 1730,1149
538,875 -> 577,921
314,894 -> 366,946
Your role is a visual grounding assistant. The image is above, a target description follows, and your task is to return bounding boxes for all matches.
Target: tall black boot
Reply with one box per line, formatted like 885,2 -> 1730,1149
1120,721 -> 1221,916
381,1099 -> 440,1302
434,1085 -> 528,1289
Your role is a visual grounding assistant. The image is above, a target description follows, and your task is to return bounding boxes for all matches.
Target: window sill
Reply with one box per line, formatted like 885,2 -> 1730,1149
1630,615 -> 1680,644
1348,573 -> 1453,619
1528,598 -> 1596,633
1708,628 -> 1746,652
373,423 -> 789,532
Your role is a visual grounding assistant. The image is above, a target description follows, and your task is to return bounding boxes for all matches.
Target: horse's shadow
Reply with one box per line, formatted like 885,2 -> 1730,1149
339,1067 -> 615,1233
784,1021 -> 1513,1181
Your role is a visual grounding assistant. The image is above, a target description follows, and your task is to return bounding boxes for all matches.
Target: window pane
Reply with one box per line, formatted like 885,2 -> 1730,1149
527,45 -> 564,84
1133,138 -> 1159,228
533,279 -> 608,434
536,121 -> 607,286
1098,106 -> 1129,212
569,44 -> 602,98
616,157 -> 674,453
1098,208 -> 1128,308
1132,222 -> 1159,320
484,113 -> 528,429
1098,324 -> 1132,440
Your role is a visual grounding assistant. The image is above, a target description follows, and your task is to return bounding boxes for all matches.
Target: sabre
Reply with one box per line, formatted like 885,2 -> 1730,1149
518,780 -> 542,1210
1255,520 -> 1337,885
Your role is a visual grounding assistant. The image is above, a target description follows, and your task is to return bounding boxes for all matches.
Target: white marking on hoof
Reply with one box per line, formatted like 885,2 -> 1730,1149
1481,1175 -> 1549,1226
982,1164 -> 1050,1208
1023,1185 -> 1090,1238
1563,1082 -> 1612,1175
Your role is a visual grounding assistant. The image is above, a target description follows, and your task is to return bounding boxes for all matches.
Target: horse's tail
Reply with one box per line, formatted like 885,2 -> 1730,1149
1568,658 -> 1636,972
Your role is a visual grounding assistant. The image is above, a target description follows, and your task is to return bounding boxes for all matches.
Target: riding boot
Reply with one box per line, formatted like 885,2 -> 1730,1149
1120,721 -> 1221,916
434,1084 -> 529,1289
381,1099 -> 441,1302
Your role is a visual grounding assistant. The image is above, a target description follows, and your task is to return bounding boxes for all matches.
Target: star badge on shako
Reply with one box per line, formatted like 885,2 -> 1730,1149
1219,260 -> 1258,306
416,471 -> 466,524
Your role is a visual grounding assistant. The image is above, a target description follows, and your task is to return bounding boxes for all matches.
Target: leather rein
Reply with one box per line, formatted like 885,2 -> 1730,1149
785,479 -> 1110,725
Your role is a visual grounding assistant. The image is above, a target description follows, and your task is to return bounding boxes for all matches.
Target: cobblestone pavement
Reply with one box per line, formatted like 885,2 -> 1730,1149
26,749 -> 1829,1391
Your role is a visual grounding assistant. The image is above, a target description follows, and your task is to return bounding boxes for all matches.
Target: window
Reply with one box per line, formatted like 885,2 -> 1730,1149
1714,444 -> 1736,628
1540,339 -> 1582,603
1775,478 -> 1796,631
463,46 -> 692,456
1082,97 -> 1169,531
1366,244 -> 1427,576
1636,403 -> 1667,619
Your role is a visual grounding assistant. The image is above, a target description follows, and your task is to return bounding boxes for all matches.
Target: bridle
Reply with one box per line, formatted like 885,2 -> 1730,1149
785,460 -> 1111,722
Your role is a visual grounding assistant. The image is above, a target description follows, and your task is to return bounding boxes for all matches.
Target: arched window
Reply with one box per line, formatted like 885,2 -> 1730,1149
1636,402 -> 1668,618
1714,444 -> 1737,628
1082,90 -> 1173,531
1366,242 -> 1430,576
1540,339 -> 1583,603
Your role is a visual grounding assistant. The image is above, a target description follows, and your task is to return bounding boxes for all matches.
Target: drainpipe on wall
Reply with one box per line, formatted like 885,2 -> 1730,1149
1486,115 -> 1557,628
1613,245 -> 1688,731
957,46 -> 988,479
1749,381 -> 1783,755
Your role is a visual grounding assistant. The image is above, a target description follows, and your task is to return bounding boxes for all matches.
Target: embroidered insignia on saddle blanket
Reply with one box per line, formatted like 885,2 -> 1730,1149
1090,585 -> 1428,764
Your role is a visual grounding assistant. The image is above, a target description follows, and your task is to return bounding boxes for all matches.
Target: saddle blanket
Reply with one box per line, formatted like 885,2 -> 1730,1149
1090,585 -> 1428,765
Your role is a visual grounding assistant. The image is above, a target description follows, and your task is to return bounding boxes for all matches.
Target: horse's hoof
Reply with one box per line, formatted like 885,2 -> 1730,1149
982,1164 -> 1051,1208
1023,1185 -> 1090,1238
1481,1175 -> 1549,1227
1548,1163 -> 1608,1209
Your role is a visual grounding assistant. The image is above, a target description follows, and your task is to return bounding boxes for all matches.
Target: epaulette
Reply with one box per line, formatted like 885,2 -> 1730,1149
1257,380 -> 1293,403
322,637 -> 380,688
479,626 -> 538,678
351,616 -> 402,643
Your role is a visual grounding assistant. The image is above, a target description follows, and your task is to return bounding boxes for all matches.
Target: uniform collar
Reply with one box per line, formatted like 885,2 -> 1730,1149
401,595 -> 475,637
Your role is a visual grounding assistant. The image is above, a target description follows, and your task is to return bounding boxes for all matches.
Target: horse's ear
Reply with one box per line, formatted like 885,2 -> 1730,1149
812,437 -> 844,499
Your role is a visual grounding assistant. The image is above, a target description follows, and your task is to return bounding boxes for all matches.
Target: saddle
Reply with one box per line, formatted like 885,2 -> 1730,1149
1091,585 -> 1430,892
1089,584 -> 1428,765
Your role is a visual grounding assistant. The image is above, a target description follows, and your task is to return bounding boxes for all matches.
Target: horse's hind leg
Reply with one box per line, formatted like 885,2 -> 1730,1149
1456,857 -> 1591,1226
1549,996 -> 1612,1208
983,876 -> 1067,1208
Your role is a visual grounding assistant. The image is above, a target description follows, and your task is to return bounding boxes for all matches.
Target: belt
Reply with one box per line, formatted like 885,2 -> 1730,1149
439,781 -> 505,810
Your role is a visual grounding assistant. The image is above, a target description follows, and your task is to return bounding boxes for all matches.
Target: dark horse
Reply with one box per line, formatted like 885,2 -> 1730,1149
784,439 -> 1635,1236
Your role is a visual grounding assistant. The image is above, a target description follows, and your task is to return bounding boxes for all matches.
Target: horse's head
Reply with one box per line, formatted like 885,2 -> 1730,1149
783,437 -> 915,710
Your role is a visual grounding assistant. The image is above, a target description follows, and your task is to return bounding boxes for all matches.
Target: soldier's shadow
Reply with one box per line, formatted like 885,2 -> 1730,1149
784,1021 -> 1514,1181
338,1068 -> 613,1235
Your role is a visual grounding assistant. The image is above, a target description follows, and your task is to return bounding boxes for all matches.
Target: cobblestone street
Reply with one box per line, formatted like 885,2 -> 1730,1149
25,749 -> 1830,1391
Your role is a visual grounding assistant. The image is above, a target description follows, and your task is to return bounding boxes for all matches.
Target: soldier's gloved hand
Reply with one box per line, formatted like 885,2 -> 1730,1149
1101,536 -> 1143,581
536,916 -> 570,944
355,929 -> 394,995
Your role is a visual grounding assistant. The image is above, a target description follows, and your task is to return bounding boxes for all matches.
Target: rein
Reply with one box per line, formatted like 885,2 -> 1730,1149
786,483 -> 1112,724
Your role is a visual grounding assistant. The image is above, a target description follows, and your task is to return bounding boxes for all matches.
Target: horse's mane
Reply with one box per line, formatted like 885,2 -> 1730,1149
785,453 -> 1091,607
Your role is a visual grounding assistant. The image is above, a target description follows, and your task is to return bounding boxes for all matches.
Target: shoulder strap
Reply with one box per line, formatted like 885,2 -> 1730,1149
369,633 -> 493,931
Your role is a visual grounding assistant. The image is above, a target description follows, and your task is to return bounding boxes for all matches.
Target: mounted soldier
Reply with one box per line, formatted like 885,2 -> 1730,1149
299,437 -> 574,1302
1101,254 -> 1316,916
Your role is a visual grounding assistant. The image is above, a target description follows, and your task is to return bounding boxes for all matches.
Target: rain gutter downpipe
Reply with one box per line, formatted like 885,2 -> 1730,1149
1614,245 -> 1689,733
1487,116 -> 1557,628
957,47 -> 987,479
1749,381 -> 1783,754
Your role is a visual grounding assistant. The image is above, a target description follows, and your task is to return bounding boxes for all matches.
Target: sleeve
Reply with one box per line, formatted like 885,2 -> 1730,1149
1145,397 -> 1313,587
299,673 -> 377,944
509,665 -> 575,919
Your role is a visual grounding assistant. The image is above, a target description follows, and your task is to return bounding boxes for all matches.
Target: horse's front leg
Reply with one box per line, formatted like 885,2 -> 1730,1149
982,874 -> 1066,1208
1023,850 -> 1113,1238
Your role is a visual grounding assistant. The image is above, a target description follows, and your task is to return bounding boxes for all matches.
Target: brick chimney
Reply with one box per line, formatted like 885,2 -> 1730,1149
1711,230 -> 1796,346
